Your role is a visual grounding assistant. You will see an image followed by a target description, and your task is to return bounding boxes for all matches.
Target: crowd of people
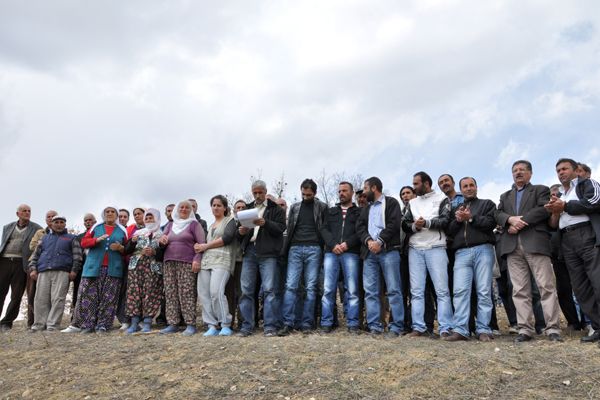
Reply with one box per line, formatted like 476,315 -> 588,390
1,157 -> 599,347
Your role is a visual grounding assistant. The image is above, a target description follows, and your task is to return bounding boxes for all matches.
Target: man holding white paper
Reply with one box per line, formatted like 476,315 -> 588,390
237,180 -> 287,336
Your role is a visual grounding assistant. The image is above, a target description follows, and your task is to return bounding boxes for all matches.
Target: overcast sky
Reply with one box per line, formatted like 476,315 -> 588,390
1,1 -> 599,230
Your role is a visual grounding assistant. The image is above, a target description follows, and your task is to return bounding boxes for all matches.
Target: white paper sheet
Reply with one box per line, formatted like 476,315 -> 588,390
237,208 -> 259,228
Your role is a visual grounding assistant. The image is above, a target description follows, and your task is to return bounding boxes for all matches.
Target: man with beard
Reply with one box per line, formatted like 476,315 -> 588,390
188,198 -> 208,236
278,179 -> 327,335
403,172 -> 453,338
356,177 -> 406,337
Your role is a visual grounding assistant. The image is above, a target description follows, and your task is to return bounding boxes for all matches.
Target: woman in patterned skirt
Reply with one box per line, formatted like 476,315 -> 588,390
77,206 -> 128,333
124,208 -> 164,334
159,200 -> 206,336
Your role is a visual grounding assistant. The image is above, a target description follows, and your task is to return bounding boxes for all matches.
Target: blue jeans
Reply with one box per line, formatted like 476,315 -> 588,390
452,244 -> 494,337
281,245 -> 322,329
321,252 -> 360,328
363,249 -> 405,333
409,247 -> 453,333
239,244 -> 280,333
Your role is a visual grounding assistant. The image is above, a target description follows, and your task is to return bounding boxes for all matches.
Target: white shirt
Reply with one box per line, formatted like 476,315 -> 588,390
250,202 -> 267,242
559,177 -> 590,229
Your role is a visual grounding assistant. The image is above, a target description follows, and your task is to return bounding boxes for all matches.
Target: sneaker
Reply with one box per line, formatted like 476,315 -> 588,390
45,327 -> 58,333
263,330 -> 276,337
160,325 -> 180,334
203,327 -> 219,337
119,323 -> 130,331
96,327 -> 108,334
219,327 -> 233,336
508,325 -> 519,334
182,325 -> 197,336
548,333 -> 563,342
61,325 -> 81,333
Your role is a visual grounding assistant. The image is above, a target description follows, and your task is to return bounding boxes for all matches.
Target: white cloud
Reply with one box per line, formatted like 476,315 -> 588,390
494,140 -> 532,169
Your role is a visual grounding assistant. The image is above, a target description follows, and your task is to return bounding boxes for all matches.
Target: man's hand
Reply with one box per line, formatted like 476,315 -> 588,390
367,240 -> 382,254
253,218 -> 265,227
414,217 -> 426,231
239,226 -> 250,235
544,198 -> 565,214
507,226 -> 519,235
508,216 -> 528,231
29,271 -> 38,281
69,271 -> 77,281
332,244 -> 343,255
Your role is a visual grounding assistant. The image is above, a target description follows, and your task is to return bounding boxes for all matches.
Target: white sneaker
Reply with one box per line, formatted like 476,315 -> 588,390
119,323 -> 130,331
585,324 -> 595,336
61,325 -> 81,333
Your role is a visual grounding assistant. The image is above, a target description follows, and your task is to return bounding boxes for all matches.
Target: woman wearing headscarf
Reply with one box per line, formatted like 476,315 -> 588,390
124,208 -> 164,334
159,200 -> 205,336
78,206 -> 128,333
195,195 -> 238,336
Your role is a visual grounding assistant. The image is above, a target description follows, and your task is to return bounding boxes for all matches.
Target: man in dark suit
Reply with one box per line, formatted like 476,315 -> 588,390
0,204 -> 42,331
496,160 -> 562,342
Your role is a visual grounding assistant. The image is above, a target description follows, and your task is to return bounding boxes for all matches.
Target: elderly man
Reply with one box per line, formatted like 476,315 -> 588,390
496,160 -> 562,342
0,204 -> 42,331
25,210 -> 58,328
237,180 -> 287,337
28,216 -> 83,332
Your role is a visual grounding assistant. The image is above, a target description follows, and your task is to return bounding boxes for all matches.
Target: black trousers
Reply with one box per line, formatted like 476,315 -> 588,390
552,257 -> 581,328
561,225 -> 600,330
0,257 -> 27,327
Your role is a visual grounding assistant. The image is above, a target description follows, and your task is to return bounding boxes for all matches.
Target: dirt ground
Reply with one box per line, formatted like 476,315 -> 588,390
2,310 -> 600,400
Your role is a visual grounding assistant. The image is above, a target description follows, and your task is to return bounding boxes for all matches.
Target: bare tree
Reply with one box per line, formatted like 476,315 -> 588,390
271,171 -> 288,198
316,170 -> 366,206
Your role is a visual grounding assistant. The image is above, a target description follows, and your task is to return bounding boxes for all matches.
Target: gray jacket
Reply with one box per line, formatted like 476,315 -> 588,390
0,220 -> 43,271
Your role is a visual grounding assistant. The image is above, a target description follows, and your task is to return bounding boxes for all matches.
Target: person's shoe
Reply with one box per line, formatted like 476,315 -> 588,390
581,330 -> 600,343
407,330 -> 426,338
160,325 -> 179,334
45,327 -> 58,333
301,328 -> 314,335
440,331 -> 452,339
119,323 -> 130,331
384,330 -> 400,339
587,324 -> 595,337
368,329 -> 383,337
492,329 -> 501,336
548,333 -> 563,342
508,325 -> 519,334
141,317 -> 152,333
80,328 -> 94,334
319,326 -> 333,334
237,330 -> 253,337
263,330 -> 277,337
96,327 -> 108,334
443,332 -> 468,342
182,325 -> 197,336
61,325 -> 81,333
28,328 -> 41,333
219,327 -> 233,336
513,333 -> 532,343
203,327 -> 219,337
277,325 -> 293,337
126,317 -> 141,335
478,333 -> 494,342
347,327 -> 360,335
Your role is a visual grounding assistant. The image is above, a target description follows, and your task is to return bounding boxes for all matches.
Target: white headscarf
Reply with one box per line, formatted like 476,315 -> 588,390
170,200 -> 196,235
90,206 -> 128,239
133,208 -> 162,238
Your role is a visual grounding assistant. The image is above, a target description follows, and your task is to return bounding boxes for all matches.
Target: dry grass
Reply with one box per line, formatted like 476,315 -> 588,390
2,319 -> 600,400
